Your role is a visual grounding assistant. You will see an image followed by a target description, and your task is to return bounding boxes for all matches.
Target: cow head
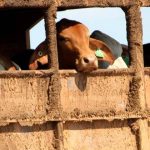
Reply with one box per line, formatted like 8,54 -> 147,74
29,41 -> 48,70
29,18 -> 115,72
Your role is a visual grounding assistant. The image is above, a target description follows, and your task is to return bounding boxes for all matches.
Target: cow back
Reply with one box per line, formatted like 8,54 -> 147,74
91,30 -> 123,59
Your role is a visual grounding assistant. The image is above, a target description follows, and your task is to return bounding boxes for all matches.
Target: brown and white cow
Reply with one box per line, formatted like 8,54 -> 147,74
29,18 -> 127,72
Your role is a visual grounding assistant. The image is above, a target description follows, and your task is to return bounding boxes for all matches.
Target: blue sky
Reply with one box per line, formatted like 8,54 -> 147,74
30,7 -> 150,49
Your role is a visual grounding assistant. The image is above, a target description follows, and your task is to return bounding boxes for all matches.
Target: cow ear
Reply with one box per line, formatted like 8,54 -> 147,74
89,38 -> 115,64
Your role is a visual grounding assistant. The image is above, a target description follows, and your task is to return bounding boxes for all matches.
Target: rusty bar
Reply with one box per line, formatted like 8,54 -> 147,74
123,4 -> 149,150
124,5 -> 146,110
55,122 -> 64,150
59,69 -> 135,77
124,5 -> 143,71
0,0 -> 50,8
2,0 -> 149,8
0,70 -> 55,78
138,119 -> 150,150
58,0 -> 136,8
44,2 -> 62,113
44,3 -> 63,150
44,3 -> 59,70
140,0 -> 150,6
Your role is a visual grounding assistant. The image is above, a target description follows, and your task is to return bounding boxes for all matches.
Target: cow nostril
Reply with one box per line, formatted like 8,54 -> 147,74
83,57 -> 90,64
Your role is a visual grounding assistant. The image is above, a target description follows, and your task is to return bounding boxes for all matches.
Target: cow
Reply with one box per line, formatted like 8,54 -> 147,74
0,55 -> 20,70
11,49 -> 34,70
29,18 -> 127,72
121,44 -> 130,67
121,43 -> 150,67
143,43 -> 150,67
29,41 -> 49,70
90,30 -> 127,68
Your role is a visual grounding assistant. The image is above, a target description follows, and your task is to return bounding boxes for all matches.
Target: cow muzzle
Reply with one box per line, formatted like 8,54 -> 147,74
76,55 -> 98,72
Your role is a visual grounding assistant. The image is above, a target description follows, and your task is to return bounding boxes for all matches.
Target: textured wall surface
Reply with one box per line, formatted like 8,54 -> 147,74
0,123 -> 55,150
60,70 -> 132,115
63,120 -> 137,150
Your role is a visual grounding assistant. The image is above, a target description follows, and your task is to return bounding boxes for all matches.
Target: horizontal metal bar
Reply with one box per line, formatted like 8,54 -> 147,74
0,68 -> 136,78
0,69 -> 58,78
59,69 -> 136,77
58,0 -> 134,8
0,0 -> 51,8
0,111 -> 149,126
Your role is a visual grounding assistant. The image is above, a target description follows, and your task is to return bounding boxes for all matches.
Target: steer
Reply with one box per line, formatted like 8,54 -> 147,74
143,43 -> 150,67
91,30 -> 127,68
29,18 -> 127,72
0,55 -> 20,70
121,43 -> 150,67
11,49 -> 34,70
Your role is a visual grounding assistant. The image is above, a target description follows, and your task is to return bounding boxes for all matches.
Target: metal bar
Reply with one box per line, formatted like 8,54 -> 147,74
44,3 -> 63,150
58,0 -> 136,8
123,5 -> 149,150
44,4 -> 59,70
0,0 -> 50,8
124,4 -> 146,110
55,122 -> 64,150
138,119 -> 150,150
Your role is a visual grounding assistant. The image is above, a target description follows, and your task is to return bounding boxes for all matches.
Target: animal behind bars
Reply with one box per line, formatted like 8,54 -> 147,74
29,18 -> 127,72
0,55 -> 20,70
121,43 -> 150,67
0,50 -> 34,71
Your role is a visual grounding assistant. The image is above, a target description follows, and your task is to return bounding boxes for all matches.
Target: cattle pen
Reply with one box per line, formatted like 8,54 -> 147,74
0,0 -> 150,150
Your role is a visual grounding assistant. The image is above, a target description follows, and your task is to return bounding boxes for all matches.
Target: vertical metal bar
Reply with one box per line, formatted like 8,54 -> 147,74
44,2 -> 59,70
55,122 -> 64,150
44,2 -> 61,114
124,4 -> 149,150
124,4 -> 146,110
44,1 -> 61,107
44,2 -> 63,150
125,5 -> 143,71
138,119 -> 150,150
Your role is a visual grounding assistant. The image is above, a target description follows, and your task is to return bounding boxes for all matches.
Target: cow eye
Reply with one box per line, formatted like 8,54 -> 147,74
38,51 -> 43,56
59,36 -> 69,42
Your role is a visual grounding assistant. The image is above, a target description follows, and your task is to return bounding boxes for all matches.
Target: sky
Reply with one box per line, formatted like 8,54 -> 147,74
30,7 -> 150,49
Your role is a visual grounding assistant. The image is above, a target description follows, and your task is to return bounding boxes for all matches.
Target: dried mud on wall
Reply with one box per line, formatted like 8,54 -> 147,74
0,70 -> 61,122
0,76 -> 49,120
60,70 -> 134,118
0,122 -> 56,150
63,120 -> 137,150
